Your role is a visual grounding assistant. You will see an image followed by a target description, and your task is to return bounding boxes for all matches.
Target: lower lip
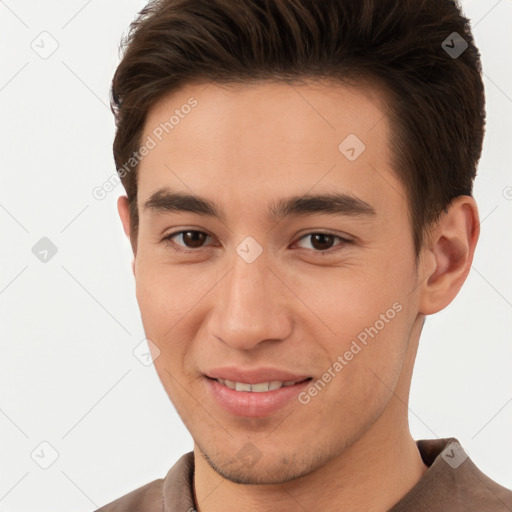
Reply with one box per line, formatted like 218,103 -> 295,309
204,377 -> 311,417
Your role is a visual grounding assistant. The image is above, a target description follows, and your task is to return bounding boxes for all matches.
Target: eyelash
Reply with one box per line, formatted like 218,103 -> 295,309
161,230 -> 351,256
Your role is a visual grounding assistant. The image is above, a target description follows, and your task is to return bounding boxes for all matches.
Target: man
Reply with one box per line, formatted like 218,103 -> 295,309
96,0 -> 512,510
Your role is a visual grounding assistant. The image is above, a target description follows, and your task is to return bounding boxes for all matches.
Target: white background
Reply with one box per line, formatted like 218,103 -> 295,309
0,1 -> 511,510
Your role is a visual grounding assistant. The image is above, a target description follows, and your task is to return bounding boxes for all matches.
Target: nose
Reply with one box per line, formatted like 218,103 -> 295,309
208,253 -> 293,351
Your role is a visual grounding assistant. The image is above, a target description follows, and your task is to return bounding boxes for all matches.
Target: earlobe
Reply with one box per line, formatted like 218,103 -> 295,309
418,196 -> 480,315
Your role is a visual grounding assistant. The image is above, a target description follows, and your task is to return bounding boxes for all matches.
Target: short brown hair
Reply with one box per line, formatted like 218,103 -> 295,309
111,0 -> 485,255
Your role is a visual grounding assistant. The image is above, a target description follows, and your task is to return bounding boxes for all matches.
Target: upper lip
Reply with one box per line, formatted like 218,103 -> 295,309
205,367 -> 311,384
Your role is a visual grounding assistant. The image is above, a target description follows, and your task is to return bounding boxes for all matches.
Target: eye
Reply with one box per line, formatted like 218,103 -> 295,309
293,232 -> 350,254
161,230 -> 350,255
162,230 -> 213,253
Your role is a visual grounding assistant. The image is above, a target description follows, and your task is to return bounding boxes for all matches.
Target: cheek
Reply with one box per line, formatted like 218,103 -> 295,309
135,267 -> 198,409
311,267 -> 414,401
308,310 -> 411,440
134,266 -> 190,382
305,267 -> 407,341
135,253 -> 193,334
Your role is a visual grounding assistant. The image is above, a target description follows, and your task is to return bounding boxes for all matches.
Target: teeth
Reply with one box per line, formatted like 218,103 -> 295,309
251,382 -> 270,392
216,378 -> 302,392
223,379 -> 236,390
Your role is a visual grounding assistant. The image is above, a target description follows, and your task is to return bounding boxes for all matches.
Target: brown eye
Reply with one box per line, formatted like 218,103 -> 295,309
179,231 -> 208,248
295,232 -> 349,254
163,230 -> 211,252
309,233 -> 336,251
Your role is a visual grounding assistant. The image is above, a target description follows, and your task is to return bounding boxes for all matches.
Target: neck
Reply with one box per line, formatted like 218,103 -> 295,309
193,317 -> 428,512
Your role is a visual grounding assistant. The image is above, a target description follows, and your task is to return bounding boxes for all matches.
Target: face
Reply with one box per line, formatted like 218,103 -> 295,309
127,80 -> 425,484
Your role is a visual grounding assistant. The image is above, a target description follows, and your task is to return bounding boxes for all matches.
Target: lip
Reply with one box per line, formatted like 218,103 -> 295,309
203,367 -> 312,418
205,366 -> 311,385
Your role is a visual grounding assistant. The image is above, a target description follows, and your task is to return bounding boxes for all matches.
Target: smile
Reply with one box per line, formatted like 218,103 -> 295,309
215,378 -> 310,392
205,376 -> 313,417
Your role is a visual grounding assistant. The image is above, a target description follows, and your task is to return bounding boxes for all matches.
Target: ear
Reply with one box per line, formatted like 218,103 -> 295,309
418,196 -> 480,315
117,195 -> 136,276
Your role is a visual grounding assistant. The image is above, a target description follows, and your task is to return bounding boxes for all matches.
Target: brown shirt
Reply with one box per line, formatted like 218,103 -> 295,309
95,437 -> 512,511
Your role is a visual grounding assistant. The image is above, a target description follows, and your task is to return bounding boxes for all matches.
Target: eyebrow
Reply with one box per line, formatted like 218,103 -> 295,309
143,187 -> 376,222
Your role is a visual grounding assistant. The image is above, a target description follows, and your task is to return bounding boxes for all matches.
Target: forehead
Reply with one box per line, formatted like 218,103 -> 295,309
137,79 -> 404,219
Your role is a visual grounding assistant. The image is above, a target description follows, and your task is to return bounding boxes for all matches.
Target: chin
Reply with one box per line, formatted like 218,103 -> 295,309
200,445 -> 327,485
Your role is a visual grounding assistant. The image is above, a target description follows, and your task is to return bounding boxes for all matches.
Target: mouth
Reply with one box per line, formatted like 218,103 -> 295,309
204,375 -> 314,417
210,376 -> 312,392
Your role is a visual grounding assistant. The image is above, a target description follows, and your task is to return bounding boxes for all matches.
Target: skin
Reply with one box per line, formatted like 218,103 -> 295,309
117,80 -> 479,511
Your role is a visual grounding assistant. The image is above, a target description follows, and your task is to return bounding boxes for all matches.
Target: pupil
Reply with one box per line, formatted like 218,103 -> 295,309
184,231 -> 206,248
312,233 -> 333,251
